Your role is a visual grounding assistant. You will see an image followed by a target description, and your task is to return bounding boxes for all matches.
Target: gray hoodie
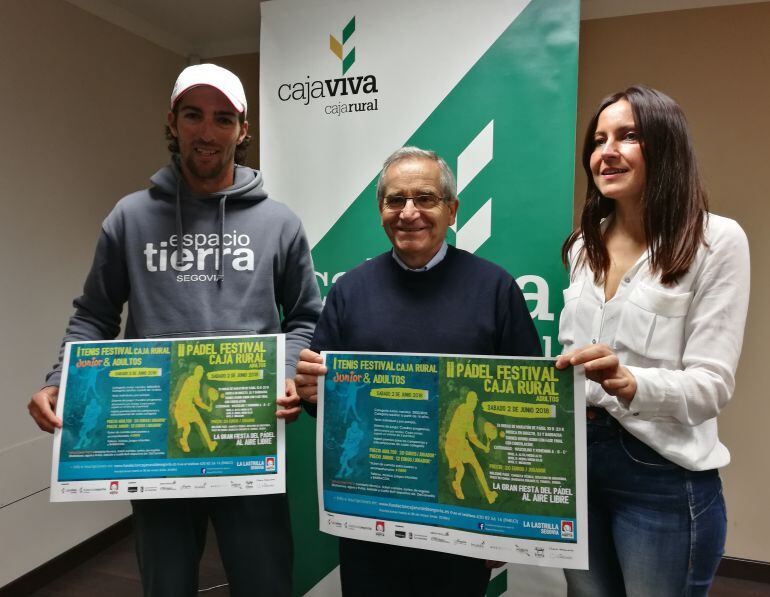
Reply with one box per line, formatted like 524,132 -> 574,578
46,161 -> 321,385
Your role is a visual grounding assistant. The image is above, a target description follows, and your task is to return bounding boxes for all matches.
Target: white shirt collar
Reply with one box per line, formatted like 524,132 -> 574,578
391,242 -> 448,272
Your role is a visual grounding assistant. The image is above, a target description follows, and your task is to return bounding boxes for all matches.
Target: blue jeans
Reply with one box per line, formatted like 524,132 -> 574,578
565,410 -> 726,597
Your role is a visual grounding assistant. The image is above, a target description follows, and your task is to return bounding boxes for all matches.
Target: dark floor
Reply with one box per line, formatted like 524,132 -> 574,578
29,530 -> 228,597
26,530 -> 770,596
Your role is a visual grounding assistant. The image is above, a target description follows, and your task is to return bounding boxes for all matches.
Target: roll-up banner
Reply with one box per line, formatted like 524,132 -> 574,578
261,0 -> 579,593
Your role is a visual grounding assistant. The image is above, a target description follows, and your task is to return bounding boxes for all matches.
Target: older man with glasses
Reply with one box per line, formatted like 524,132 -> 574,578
296,146 -> 541,596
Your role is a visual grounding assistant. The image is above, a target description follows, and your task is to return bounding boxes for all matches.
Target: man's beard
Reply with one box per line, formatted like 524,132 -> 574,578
184,145 -> 236,180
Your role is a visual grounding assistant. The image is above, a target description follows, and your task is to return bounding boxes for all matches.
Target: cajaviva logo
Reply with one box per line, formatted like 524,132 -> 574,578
276,15 -> 379,116
329,16 -> 356,75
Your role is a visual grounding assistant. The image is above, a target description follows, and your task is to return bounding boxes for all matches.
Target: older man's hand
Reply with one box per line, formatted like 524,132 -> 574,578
295,349 -> 327,404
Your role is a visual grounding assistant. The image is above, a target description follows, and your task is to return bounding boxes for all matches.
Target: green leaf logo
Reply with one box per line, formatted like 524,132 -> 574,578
329,16 -> 356,74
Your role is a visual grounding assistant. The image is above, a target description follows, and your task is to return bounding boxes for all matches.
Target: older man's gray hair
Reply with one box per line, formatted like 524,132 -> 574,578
375,147 -> 458,204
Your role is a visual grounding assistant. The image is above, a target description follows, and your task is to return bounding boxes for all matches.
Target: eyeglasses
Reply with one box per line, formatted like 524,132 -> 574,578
381,194 -> 446,211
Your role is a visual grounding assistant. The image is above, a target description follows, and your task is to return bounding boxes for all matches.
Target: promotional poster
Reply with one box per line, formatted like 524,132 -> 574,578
317,351 -> 587,568
51,335 -> 285,501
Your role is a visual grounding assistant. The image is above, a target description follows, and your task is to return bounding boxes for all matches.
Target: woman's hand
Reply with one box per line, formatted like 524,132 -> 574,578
555,344 -> 637,402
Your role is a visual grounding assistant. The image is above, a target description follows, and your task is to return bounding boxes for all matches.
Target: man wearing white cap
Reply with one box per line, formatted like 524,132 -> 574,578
28,64 -> 322,596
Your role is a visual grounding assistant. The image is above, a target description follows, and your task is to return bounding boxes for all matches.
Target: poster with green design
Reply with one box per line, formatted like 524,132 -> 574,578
439,357 -> 578,516
318,351 -> 586,568
261,0 -> 579,591
51,335 -> 286,501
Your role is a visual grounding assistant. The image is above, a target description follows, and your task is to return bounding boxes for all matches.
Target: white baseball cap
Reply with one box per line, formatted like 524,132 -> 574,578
170,63 -> 247,115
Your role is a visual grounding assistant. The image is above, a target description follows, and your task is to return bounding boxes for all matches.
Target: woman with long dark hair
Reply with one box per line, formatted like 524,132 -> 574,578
556,85 -> 750,596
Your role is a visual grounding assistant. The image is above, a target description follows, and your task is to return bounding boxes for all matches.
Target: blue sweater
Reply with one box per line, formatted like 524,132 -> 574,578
310,245 -> 541,358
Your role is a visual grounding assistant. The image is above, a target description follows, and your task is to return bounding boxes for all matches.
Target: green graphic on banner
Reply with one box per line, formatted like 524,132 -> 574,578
311,0 -> 577,357
329,17 -> 356,74
488,570 -> 508,597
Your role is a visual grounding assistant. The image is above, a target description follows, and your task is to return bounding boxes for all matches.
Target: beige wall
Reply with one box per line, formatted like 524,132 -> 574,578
577,2 -> 770,561
0,0 -> 185,586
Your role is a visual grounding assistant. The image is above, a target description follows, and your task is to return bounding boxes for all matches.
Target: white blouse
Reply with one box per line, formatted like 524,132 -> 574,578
558,214 -> 750,470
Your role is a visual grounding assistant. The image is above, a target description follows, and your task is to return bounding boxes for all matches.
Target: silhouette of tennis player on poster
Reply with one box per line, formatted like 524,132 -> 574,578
444,390 -> 498,504
172,365 -> 218,453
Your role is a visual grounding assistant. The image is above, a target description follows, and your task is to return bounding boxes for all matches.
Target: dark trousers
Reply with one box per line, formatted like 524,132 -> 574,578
339,537 -> 491,597
132,494 -> 292,597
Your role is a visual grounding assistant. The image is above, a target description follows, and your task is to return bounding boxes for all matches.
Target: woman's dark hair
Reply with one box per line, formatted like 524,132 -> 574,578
164,109 -> 252,165
562,85 -> 708,285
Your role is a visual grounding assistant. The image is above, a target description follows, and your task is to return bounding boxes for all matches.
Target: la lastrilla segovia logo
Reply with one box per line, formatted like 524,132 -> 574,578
277,15 -> 379,117
329,16 -> 356,75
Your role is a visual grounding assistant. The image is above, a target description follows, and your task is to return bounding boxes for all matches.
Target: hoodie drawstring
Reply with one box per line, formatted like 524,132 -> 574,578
175,179 -> 184,268
217,194 -> 228,284
170,157 -> 232,284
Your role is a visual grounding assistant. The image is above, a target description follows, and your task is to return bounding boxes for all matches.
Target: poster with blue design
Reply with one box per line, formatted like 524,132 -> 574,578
51,335 -> 285,501
317,351 -> 587,568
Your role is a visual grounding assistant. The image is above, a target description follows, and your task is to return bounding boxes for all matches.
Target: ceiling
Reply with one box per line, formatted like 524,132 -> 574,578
64,0 -> 768,58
